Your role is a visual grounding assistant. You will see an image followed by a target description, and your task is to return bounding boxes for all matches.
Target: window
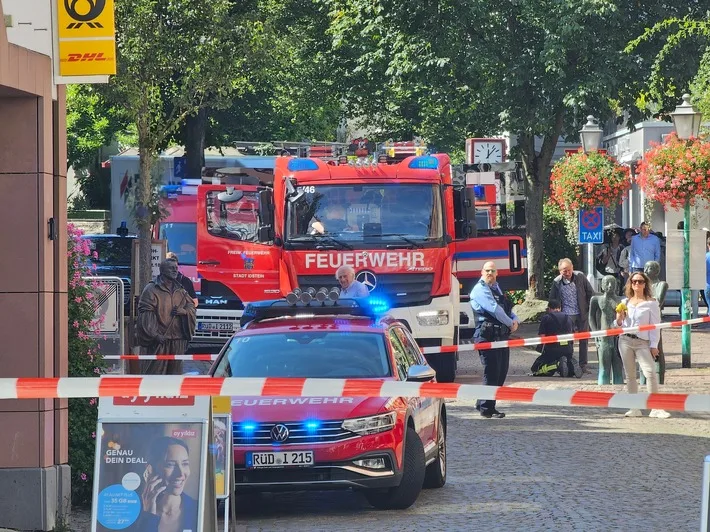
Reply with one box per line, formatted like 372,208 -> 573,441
388,329 -> 412,380
286,184 -> 444,244
206,191 -> 259,242
393,327 -> 423,366
212,331 -> 391,379
159,222 -> 197,266
84,237 -> 133,266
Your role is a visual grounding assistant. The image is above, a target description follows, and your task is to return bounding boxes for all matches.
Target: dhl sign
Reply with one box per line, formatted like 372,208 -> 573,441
55,0 -> 117,78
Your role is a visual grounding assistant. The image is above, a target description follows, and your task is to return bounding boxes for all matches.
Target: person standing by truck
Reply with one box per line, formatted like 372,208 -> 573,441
470,261 -> 519,418
166,252 -> 198,308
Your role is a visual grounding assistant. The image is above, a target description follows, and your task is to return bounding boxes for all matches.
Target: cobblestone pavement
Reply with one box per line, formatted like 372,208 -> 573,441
68,323 -> 710,531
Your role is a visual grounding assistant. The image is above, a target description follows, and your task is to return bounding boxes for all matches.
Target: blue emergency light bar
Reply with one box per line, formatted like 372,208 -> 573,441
287,159 -> 319,172
408,156 -> 439,169
240,296 -> 389,328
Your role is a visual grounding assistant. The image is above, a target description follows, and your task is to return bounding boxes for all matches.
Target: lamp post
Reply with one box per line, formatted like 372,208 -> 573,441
579,115 -> 604,285
671,94 -> 702,368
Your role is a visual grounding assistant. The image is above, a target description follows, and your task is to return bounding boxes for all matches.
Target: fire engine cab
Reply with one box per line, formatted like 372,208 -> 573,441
197,140 -> 476,382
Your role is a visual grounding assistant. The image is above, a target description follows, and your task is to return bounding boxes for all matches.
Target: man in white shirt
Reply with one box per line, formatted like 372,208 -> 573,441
336,265 -> 370,298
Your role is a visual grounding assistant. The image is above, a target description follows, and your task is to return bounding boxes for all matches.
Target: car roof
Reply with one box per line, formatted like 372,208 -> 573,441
238,315 -> 401,335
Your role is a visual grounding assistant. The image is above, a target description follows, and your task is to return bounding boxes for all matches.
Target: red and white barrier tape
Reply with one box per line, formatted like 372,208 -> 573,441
99,316 -> 710,360
103,354 -> 218,361
420,315 -> 710,355
1,376 -> 709,412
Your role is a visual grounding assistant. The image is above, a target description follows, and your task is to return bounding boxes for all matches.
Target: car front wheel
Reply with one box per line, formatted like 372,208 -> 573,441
423,413 -> 446,488
364,426 -> 425,510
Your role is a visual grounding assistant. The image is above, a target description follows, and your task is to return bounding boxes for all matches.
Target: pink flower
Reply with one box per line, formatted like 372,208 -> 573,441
80,473 -> 87,481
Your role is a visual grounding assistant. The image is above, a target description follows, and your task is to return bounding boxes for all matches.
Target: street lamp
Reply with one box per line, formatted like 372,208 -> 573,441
579,115 -> 603,285
671,94 -> 702,368
580,115 -> 603,154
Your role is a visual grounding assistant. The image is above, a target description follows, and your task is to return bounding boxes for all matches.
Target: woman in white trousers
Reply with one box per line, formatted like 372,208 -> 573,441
615,271 -> 671,419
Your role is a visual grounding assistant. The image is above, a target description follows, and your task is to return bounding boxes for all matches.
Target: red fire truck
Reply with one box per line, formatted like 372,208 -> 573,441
197,140 -> 476,381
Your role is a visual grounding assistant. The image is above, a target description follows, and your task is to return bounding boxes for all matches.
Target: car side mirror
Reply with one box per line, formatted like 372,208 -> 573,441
217,187 -> 244,203
406,364 -> 437,382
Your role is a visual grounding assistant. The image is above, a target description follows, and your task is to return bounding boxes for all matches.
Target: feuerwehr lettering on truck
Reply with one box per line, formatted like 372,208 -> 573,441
304,251 -> 426,269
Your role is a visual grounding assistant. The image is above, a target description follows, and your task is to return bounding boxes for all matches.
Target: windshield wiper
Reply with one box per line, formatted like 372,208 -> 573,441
379,233 -> 423,249
289,234 -> 353,250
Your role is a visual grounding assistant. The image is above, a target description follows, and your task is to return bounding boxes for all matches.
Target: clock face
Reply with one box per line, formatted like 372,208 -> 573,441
473,142 -> 504,164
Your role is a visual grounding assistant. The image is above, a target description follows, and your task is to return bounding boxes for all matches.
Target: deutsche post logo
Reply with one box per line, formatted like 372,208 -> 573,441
64,0 -> 107,29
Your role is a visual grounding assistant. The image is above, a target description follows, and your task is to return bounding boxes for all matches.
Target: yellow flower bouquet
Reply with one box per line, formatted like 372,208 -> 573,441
615,302 -> 627,313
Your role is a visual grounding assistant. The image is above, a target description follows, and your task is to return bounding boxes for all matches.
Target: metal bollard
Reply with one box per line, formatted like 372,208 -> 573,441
702,455 -> 710,532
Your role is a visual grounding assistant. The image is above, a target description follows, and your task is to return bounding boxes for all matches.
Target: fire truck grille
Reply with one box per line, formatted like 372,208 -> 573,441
233,420 -> 352,446
296,274 -> 434,307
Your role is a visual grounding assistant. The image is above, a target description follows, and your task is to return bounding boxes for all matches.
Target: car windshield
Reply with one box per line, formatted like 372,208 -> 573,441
286,184 -> 443,243
159,222 -> 197,266
84,237 -> 133,266
213,331 -> 391,379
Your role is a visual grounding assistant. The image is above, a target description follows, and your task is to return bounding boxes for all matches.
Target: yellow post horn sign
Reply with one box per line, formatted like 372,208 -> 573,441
57,0 -> 117,77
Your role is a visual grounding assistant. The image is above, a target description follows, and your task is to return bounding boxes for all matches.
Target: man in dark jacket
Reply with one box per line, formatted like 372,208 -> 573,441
531,299 -> 582,378
548,258 -> 595,374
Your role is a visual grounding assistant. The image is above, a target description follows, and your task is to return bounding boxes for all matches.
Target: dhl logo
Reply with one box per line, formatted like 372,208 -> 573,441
64,52 -> 110,63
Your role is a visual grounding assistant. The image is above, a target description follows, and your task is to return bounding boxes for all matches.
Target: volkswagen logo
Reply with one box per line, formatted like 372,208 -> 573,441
270,424 -> 290,443
355,270 -> 377,292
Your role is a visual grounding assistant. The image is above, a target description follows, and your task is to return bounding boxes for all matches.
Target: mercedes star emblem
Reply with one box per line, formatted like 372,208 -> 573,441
355,270 -> 377,292
270,424 -> 290,443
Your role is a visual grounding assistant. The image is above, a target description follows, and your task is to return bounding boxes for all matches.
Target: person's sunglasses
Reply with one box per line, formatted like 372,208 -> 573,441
631,279 -> 645,284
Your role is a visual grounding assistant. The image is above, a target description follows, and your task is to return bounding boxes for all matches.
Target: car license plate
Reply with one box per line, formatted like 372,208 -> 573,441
197,321 -> 234,332
246,451 -> 314,469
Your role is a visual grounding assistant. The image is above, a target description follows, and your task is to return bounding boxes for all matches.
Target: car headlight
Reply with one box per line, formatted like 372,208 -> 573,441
342,412 -> 396,435
416,309 -> 449,326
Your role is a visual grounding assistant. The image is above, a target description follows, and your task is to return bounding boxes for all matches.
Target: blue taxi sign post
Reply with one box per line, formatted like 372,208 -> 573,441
578,206 -> 604,244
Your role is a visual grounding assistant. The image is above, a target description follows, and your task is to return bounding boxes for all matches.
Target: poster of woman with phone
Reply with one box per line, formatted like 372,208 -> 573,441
130,436 -> 199,532
94,422 -> 204,532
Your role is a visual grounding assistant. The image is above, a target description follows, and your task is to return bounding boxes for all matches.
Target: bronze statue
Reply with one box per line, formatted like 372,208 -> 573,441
136,259 -> 197,375
641,261 -> 667,385
588,275 -> 624,385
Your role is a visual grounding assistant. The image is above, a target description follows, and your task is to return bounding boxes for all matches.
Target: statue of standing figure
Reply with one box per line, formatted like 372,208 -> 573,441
641,260 -> 667,385
588,275 -> 625,385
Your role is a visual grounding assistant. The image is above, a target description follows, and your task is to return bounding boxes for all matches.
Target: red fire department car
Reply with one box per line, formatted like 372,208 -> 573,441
209,296 -> 447,509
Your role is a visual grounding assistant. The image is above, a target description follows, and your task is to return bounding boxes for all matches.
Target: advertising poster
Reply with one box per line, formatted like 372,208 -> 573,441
212,415 -> 230,499
93,422 -> 204,532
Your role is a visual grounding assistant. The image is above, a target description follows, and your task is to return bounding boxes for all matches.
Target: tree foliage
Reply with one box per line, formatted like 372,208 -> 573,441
317,0 -> 707,297
109,0 -> 248,293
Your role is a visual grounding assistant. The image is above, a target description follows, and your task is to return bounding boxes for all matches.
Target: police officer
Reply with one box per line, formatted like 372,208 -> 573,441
470,261 -> 519,418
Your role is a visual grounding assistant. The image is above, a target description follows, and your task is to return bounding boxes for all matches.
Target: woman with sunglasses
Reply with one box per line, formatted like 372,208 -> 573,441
615,272 -> 671,418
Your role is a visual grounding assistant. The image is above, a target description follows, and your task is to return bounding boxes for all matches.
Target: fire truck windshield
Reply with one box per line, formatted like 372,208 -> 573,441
286,184 -> 443,246
158,222 -> 197,266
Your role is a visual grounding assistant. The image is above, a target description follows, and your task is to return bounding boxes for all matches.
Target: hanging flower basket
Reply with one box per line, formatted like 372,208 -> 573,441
550,150 -> 631,211
636,132 -> 710,210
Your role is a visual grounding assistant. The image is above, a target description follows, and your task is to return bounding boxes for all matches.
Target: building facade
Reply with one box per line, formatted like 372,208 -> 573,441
0,1 -> 69,530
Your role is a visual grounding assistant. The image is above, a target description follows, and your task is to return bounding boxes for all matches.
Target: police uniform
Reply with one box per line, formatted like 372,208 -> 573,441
470,278 -> 517,417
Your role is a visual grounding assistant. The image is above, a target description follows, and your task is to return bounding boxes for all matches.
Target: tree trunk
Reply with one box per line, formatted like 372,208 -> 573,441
184,108 -> 206,179
520,112 -> 564,300
524,163 -> 546,299
137,136 -> 154,294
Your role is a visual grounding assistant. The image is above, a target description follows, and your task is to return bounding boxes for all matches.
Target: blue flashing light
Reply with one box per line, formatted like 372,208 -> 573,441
304,420 -> 321,432
473,185 -> 485,200
160,184 -> 182,196
366,296 -> 391,315
287,159 -> 319,172
241,422 -> 257,433
408,156 -> 438,169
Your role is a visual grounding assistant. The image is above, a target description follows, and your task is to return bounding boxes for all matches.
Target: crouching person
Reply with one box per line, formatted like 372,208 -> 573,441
531,299 -> 582,378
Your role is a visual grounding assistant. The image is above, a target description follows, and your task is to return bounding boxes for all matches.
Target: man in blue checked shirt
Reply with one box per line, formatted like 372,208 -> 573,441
629,221 -> 661,272
470,261 -> 519,419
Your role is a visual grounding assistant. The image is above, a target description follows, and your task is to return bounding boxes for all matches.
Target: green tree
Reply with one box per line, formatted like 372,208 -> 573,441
320,0 -> 705,297
111,0 -> 246,294
66,85 -> 132,209
626,17 -> 710,119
